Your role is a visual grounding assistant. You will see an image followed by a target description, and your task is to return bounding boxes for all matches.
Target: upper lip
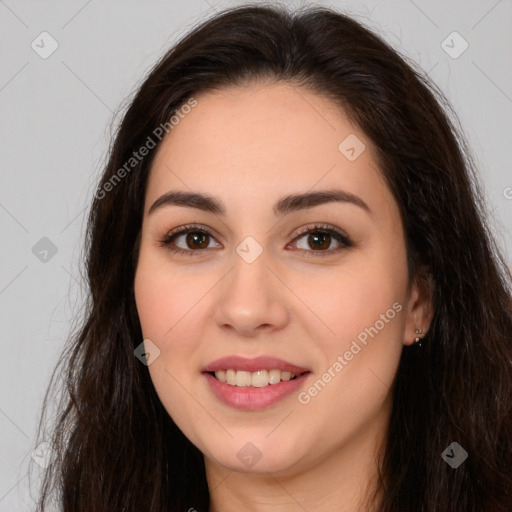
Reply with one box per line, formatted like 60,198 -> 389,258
202,356 -> 309,374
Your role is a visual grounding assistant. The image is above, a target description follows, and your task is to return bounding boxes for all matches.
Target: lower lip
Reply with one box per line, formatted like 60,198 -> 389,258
203,372 -> 310,410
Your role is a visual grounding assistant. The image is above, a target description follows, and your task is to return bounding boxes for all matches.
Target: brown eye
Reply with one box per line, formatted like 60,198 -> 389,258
305,232 -> 332,250
184,232 -> 210,249
160,223 -> 353,258
159,224 -> 222,256
292,225 -> 353,255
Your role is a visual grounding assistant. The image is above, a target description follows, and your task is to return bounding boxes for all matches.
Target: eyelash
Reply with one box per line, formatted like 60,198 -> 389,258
158,223 -> 353,257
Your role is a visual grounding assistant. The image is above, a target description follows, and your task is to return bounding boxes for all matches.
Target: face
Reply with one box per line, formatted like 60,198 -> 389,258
134,81 -> 430,477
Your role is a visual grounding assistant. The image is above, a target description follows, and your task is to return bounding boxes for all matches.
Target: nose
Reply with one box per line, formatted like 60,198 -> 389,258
213,250 -> 290,337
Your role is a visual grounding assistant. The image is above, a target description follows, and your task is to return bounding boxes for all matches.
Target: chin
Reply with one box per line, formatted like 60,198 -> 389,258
203,436 -> 308,476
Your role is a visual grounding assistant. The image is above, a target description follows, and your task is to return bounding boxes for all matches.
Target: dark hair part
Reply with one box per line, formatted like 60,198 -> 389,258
34,4 -> 512,511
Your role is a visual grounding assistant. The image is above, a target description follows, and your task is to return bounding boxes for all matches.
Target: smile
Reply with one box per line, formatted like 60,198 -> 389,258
211,369 -> 300,387
204,372 -> 311,410
202,355 -> 311,409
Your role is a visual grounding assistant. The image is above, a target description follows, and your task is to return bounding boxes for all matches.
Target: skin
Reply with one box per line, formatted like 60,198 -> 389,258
134,80 -> 433,511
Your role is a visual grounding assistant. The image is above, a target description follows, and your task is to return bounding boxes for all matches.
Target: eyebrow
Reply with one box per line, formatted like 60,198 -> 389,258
148,189 -> 372,217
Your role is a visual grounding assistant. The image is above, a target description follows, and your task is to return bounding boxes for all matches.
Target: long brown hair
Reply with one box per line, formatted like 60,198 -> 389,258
34,4 -> 512,511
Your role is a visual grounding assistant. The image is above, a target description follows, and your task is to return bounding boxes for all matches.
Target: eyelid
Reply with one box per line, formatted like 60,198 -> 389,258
159,222 -> 353,257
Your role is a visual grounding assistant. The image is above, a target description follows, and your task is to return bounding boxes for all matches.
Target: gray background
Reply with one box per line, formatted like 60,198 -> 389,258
1,0 -> 511,509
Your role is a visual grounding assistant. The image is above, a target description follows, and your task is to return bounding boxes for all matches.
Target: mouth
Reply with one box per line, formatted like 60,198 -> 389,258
206,368 -> 305,387
201,356 -> 311,410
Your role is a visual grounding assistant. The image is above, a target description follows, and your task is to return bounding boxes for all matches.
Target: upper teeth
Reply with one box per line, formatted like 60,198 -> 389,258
214,369 -> 299,387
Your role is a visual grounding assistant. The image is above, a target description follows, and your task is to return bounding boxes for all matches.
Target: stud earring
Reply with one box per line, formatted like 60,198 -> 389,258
414,329 -> 423,347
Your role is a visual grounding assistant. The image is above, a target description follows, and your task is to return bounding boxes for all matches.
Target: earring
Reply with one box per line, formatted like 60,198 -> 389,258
414,329 -> 423,347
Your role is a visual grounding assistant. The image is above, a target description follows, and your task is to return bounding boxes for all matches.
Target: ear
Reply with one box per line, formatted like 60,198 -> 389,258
403,267 -> 435,346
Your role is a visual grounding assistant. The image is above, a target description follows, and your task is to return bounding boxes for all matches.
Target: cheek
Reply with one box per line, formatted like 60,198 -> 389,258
298,247 -> 408,355
134,249 -> 209,428
134,248 -> 168,338
295,244 -> 407,411
134,247 -> 208,341
134,266 -> 203,379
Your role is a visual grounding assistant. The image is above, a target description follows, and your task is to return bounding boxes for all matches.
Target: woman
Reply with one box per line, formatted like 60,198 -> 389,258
34,4 -> 512,511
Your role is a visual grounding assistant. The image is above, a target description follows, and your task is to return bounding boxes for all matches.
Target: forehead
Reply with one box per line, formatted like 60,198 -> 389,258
146,81 -> 392,220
